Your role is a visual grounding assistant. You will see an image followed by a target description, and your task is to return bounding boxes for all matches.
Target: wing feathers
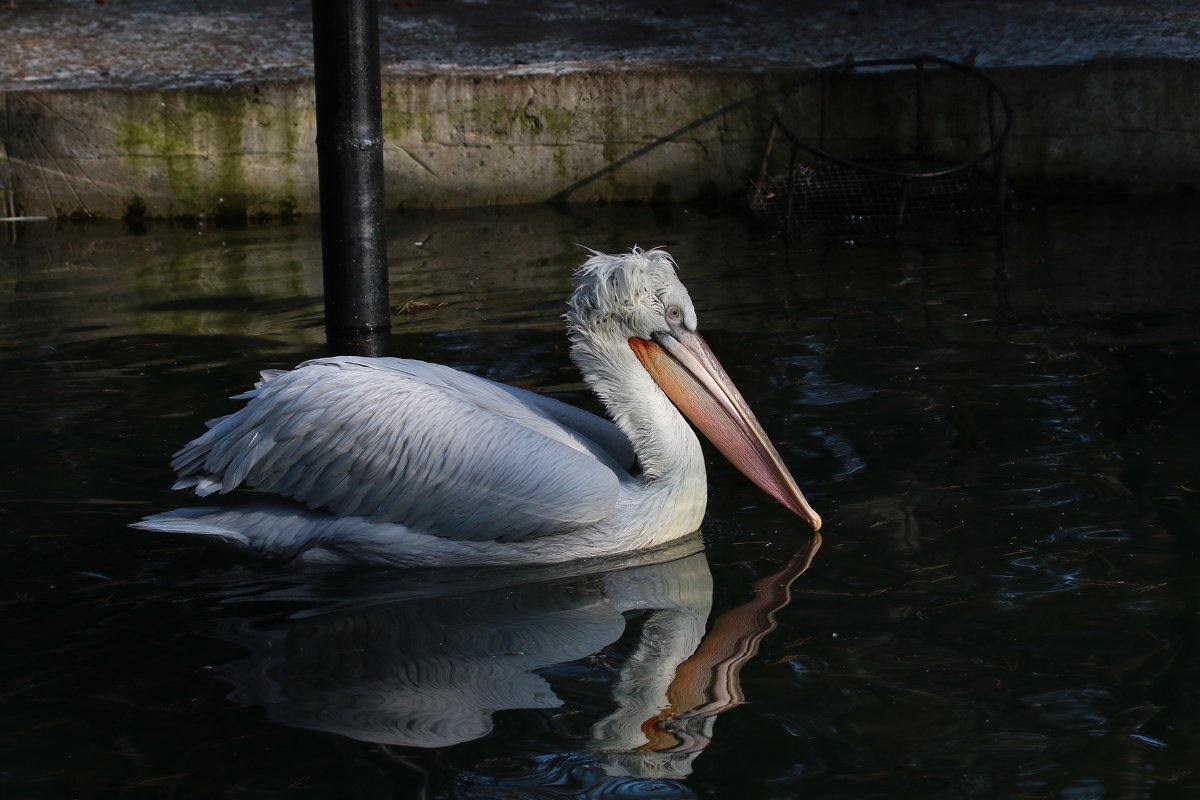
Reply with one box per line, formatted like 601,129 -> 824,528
171,357 -> 624,542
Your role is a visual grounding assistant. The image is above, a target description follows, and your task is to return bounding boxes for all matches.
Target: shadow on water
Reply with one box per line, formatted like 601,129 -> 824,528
2,199 -> 1200,797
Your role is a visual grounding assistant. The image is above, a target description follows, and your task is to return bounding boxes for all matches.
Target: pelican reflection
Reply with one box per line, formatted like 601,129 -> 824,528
216,533 -> 821,779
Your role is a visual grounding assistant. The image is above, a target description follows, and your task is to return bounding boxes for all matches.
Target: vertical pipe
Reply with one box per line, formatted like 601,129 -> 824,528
311,0 -> 390,350
987,87 -> 1008,230
914,60 -> 925,159
818,73 -> 828,152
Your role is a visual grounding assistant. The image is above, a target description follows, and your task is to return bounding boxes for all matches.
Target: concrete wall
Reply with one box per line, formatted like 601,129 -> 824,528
2,61 -> 1198,220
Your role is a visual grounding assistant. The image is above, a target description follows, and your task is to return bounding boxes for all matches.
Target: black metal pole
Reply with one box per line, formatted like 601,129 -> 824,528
312,0 -> 390,351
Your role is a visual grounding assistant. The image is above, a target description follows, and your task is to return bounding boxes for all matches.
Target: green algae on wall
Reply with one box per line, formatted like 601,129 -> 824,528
539,106 -> 575,141
115,88 -> 297,220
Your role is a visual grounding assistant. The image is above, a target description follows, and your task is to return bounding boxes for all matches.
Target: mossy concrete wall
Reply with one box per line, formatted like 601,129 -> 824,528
0,71 -> 788,220
3,61 -> 1199,220
996,60 -> 1200,190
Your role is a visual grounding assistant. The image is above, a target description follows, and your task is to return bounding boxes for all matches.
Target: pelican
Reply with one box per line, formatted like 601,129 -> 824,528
134,248 -> 821,566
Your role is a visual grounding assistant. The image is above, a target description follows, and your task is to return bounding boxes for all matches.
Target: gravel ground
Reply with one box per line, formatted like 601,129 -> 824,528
2,0 -> 1198,92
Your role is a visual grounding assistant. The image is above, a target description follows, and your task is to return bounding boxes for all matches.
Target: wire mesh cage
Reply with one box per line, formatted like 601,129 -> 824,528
750,55 -> 1011,238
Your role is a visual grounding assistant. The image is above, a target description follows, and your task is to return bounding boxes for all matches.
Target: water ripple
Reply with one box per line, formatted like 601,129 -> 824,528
455,753 -> 695,800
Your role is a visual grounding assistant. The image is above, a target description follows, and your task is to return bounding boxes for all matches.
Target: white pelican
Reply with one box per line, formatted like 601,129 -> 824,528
134,248 -> 821,565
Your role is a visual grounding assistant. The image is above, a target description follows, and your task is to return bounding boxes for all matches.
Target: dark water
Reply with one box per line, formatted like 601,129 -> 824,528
2,200 -> 1198,799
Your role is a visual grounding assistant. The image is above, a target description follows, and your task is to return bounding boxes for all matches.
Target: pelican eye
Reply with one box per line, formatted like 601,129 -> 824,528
666,305 -> 683,322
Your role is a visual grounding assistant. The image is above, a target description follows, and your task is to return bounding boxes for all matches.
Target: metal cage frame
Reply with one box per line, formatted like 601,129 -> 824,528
752,55 -> 1012,237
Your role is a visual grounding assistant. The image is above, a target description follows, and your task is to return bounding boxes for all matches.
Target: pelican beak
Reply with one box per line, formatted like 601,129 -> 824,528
629,331 -> 822,531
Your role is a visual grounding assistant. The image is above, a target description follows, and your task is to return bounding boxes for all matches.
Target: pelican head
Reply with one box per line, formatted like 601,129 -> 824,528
567,248 -> 821,531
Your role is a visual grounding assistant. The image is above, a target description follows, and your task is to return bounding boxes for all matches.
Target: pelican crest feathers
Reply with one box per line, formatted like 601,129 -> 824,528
567,247 -> 682,330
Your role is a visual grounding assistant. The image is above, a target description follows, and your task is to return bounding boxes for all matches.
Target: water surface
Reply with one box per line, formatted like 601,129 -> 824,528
2,201 -> 1199,798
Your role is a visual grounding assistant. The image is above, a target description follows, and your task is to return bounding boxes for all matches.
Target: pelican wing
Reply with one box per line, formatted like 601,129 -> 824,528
170,357 -> 625,541
492,382 -> 636,471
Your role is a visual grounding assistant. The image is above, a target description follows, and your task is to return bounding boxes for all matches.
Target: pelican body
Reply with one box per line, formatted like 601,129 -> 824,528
134,249 -> 820,566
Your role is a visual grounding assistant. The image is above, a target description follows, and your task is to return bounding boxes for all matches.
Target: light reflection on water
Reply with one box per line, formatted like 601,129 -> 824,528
1,200 -> 1199,798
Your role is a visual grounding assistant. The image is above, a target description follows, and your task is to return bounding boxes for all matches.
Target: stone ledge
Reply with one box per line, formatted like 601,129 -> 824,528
4,59 -> 1199,219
